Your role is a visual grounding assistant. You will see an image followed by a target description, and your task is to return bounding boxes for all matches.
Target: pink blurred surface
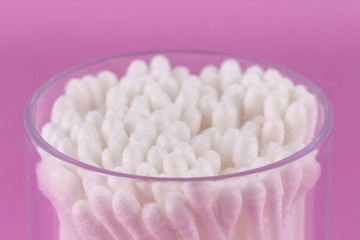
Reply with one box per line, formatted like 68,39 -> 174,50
0,0 -> 359,239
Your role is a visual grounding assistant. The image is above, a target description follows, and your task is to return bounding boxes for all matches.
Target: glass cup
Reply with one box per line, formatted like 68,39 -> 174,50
24,50 -> 334,240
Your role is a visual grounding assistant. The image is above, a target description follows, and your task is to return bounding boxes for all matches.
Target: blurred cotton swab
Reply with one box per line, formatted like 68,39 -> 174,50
216,181 -> 242,240
142,203 -> 178,240
72,199 -> 112,240
113,189 -> 150,240
88,186 -> 130,239
241,175 -> 267,240
165,191 -> 200,240
183,170 -> 225,240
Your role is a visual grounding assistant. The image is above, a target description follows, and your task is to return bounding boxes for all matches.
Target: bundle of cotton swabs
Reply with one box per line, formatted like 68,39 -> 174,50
37,55 -> 320,240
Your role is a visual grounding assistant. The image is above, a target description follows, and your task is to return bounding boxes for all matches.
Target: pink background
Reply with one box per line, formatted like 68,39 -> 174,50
1,0 -> 359,239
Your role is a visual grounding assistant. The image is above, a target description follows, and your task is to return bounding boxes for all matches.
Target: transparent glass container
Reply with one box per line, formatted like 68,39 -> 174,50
24,50 -> 334,240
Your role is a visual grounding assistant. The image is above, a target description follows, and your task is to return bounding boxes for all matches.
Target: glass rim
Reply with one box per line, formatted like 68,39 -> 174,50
24,49 -> 334,182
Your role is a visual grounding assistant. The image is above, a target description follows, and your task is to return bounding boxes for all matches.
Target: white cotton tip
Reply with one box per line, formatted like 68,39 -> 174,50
233,130 -> 259,169
191,134 -> 212,156
219,60 -> 241,90
172,66 -> 189,81
77,137 -> 102,165
101,115 -> 124,140
105,85 -> 128,110
101,147 -> 122,170
173,142 -> 196,165
264,91 -> 288,119
151,180 -> 177,207
245,65 -> 264,77
65,78 -> 91,115
201,127 -> 222,151
221,167 -> 237,175
49,128 -> 68,148
76,122 -> 102,143
199,94 -> 218,130
284,102 -> 308,143
136,162 -> 158,177
250,157 -> 270,170
260,142 -> 283,162
130,96 -> 151,117
150,55 -> 171,72
156,131 -> 180,152
143,79 -> 162,98
261,170 -> 284,240
85,111 -> 104,128
212,100 -> 240,132
243,83 -> 269,119
295,157 -> 321,201
275,149 -> 292,162
88,186 -> 130,239
163,153 -> 189,177
149,110 -> 171,133
119,76 -> 146,102
290,85 -> 307,102
201,150 -> 221,174
165,191 -> 200,240
136,119 -> 158,143
72,200 -> 112,240
296,91 -> 318,143
192,157 -> 215,176
175,87 -> 200,110
122,144 -> 145,173
241,121 -> 261,141
60,109 -> 81,132
183,171 -> 225,240
124,112 -> 143,135
97,70 -> 118,93
200,65 -> 218,81
149,89 -> 172,110
142,203 -> 178,240
129,131 -> 152,153
242,175 -> 267,240
199,85 -> 219,99
158,75 -> 179,100
147,146 -> 167,173
135,163 -> 158,202
181,108 -> 202,137
81,173 -> 107,197
263,68 -> 282,82
181,75 -> 201,91
107,128 -> 128,152
221,83 -> 245,106
220,73 -> 242,92
162,103 -> 182,123
51,95 -> 75,124
261,117 -> 285,146
216,182 -> 242,240
278,152 -> 303,211
105,105 -> 128,119
57,138 -> 77,159
70,123 -> 81,142
284,141 -> 305,154
219,128 -> 241,169
41,122 -> 58,143
241,73 -> 262,89
82,75 -> 104,108
108,167 -> 137,195
112,189 -> 149,240
252,115 -> 265,127
200,67 -> 220,92
127,60 -> 148,77
167,121 -> 191,142
50,165 -> 82,210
